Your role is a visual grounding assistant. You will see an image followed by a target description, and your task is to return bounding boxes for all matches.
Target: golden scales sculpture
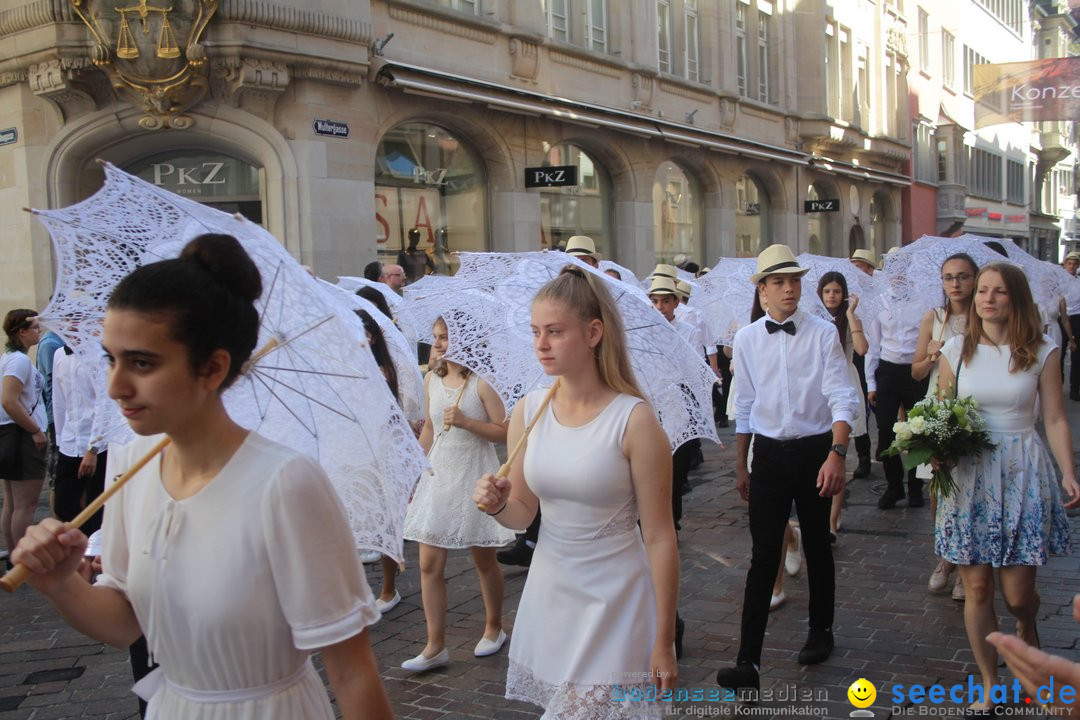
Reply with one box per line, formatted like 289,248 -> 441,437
69,0 -> 218,129
114,1 -> 180,60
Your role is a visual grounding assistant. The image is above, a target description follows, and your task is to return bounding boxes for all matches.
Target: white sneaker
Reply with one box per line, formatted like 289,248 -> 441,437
375,591 -> 401,614
401,648 -> 449,672
770,591 -> 787,611
784,527 -> 802,577
473,629 -> 507,657
359,550 -> 382,564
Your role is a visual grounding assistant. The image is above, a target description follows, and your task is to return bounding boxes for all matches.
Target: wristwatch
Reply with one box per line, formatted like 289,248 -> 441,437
830,444 -> 847,458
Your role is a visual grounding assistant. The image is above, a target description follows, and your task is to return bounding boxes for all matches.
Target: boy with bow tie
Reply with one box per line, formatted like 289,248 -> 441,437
715,245 -> 859,693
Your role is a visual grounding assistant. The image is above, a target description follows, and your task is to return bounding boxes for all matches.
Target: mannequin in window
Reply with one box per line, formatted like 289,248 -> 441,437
432,227 -> 451,276
399,228 -> 435,283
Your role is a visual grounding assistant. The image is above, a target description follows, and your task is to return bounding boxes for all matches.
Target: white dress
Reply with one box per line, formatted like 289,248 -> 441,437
404,373 -> 516,548
935,336 -> 1070,566
506,391 -> 662,719
839,326 -> 867,437
917,308 -> 966,480
96,432 -> 379,720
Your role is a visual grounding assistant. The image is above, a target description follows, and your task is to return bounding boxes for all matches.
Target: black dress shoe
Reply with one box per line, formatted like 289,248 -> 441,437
852,455 -> 871,479
674,613 -> 685,660
715,662 -> 760,691
496,540 -> 533,567
717,415 -> 730,429
1070,390 -> 1080,402
798,628 -> 834,665
877,485 -> 905,509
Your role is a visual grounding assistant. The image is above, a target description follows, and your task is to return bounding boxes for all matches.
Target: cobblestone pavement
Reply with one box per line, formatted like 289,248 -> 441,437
2,401 -> 1079,720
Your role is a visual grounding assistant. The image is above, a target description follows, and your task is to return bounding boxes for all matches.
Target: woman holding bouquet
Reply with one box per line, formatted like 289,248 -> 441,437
936,262 -> 1080,714
913,253 -> 978,600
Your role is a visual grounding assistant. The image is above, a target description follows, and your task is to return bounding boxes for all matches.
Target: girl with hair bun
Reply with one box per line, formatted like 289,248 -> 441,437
474,265 -> 679,718
11,234 -> 393,720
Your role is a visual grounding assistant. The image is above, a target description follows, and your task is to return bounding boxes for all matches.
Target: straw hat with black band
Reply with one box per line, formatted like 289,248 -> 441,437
647,276 -> 680,297
750,244 -> 810,284
850,249 -> 877,266
675,279 -> 693,301
565,235 -> 599,261
651,263 -> 678,280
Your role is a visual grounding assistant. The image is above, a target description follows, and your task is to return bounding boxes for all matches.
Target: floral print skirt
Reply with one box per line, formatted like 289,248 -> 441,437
935,429 -> 1070,567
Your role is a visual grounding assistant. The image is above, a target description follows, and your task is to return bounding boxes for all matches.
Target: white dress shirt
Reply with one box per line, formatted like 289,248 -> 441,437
733,308 -> 859,440
675,304 -> 717,356
864,307 -> 921,392
1067,274 -> 1080,317
52,348 -> 105,457
671,315 -> 704,354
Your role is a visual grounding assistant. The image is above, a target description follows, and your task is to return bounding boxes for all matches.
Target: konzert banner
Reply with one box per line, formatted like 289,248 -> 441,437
973,57 -> 1080,128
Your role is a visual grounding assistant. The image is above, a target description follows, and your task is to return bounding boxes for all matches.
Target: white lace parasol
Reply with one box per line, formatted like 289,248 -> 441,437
878,235 -> 1013,327
33,162 -> 427,561
796,253 -> 886,325
317,279 -> 425,424
956,234 -> 1077,313
336,276 -> 421,348
598,260 -> 640,284
691,258 -> 758,346
406,251 -> 720,451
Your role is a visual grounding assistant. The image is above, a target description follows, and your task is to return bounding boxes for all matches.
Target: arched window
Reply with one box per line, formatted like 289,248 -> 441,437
735,174 -> 770,257
375,122 -> 487,275
652,161 -> 702,265
806,182 -> 839,256
539,143 -> 612,255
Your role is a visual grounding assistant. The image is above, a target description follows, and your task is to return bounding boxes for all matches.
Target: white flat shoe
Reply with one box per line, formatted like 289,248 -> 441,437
473,629 -> 507,657
784,527 -> 802,577
359,549 -> 382,564
375,591 -> 401,614
770,591 -> 787,611
401,648 -> 449,672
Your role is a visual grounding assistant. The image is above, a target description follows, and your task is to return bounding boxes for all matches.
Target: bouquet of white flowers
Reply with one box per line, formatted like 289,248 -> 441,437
881,394 -> 995,499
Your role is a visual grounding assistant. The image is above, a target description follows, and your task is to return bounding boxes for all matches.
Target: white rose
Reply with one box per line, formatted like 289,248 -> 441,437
893,421 -> 913,442
908,416 -> 926,435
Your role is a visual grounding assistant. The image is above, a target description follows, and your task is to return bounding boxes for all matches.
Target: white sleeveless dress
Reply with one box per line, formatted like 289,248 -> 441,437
935,336 -> 1070,566
916,308 -> 967,481
506,391 -> 662,719
403,373 -> 516,548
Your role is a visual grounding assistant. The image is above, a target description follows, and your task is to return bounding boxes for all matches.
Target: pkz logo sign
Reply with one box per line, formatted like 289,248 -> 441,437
804,199 -> 839,213
525,165 -> 578,188
313,119 -> 349,138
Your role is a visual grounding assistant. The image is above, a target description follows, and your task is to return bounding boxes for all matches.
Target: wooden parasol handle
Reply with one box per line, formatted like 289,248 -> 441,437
0,436 -> 173,593
477,379 -> 560,512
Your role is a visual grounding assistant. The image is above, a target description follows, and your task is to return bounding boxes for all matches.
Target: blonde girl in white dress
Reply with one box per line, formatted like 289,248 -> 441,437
911,253 -> 977,600
11,234 -> 392,720
474,266 -> 679,719
401,316 -> 515,672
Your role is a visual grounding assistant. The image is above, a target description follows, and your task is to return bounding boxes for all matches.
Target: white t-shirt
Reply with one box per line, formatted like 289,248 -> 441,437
0,351 -> 47,431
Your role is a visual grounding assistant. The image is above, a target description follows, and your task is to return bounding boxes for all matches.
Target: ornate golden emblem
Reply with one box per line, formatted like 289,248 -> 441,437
69,0 -> 218,128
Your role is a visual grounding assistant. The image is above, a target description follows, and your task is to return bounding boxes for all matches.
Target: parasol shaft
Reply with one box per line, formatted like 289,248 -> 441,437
0,435 -> 172,593
477,379 -> 560,512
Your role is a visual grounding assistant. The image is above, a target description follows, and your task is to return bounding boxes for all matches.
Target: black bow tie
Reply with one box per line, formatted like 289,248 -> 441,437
765,319 -> 796,336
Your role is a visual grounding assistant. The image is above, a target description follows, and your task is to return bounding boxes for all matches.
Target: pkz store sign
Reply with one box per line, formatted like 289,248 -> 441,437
525,165 -> 578,188
132,154 -> 261,199
804,199 -> 840,213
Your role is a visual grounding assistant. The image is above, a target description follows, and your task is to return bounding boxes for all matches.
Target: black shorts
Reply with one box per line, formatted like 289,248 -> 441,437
0,424 -> 46,481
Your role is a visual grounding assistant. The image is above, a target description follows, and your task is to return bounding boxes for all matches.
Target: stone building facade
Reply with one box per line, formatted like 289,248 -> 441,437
0,0 -> 1008,311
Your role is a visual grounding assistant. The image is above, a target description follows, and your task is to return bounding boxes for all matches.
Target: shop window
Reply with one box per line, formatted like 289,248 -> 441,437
375,122 -> 487,275
736,174 -> 770,257
539,143 -> 612,256
653,161 -> 702,265
127,151 -> 263,223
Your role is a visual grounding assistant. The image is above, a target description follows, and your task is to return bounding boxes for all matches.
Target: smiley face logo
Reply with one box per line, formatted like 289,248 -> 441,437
848,678 -> 876,709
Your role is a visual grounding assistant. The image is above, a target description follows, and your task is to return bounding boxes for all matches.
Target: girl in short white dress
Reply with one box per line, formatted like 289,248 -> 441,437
401,316 -> 515,672
474,266 -> 679,719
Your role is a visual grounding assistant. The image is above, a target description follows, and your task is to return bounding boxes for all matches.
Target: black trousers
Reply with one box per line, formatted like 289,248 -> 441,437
54,451 -> 107,537
524,507 -> 541,545
1070,315 -> 1080,393
873,360 -> 929,488
717,348 -> 733,421
852,354 -> 871,459
737,432 -> 834,667
672,442 -> 694,527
